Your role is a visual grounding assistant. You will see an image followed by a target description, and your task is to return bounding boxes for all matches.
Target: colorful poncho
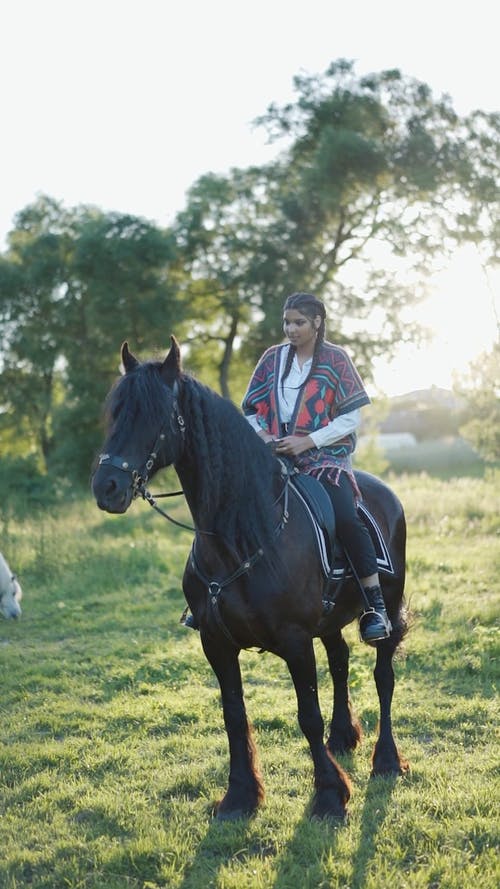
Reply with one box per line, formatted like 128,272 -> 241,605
242,341 -> 370,490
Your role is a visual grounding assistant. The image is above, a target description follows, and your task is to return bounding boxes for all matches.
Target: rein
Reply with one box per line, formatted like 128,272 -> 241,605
144,457 -> 291,542
137,485 -> 216,535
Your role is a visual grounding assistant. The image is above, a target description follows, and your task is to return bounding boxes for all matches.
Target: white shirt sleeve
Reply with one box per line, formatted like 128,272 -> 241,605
245,413 -> 263,434
309,408 -> 361,448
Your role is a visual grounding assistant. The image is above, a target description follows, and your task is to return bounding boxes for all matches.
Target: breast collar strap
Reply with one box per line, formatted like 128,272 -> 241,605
189,543 -> 265,650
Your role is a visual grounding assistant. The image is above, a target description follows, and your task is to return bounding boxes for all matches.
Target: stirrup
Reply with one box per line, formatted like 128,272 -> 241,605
358,608 -> 392,645
180,606 -> 199,630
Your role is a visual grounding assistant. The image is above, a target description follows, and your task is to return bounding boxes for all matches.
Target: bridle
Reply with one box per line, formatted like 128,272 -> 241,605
97,382 -> 194,531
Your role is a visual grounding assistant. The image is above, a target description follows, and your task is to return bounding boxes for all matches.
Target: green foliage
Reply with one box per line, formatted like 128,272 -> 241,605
0,455 -> 57,532
167,60 -> 500,384
354,438 -> 389,477
172,168 -> 277,397
0,197 -> 179,480
456,343 -> 500,461
354,398 -> 390,476
0,474 -> 498,888
249,61 -> 500,370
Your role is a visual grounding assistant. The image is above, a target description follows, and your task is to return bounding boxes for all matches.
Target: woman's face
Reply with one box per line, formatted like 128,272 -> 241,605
283,309 -> 320,350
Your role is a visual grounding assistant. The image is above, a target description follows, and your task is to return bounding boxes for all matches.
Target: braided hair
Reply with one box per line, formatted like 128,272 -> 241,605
281,292 -> 327,391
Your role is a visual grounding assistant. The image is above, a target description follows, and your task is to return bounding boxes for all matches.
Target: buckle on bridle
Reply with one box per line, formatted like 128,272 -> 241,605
131,469 -> 146,498
208,581 -> 222,601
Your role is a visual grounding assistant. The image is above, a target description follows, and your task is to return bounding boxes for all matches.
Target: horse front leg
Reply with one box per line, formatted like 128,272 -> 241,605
371,638 -> 409,776
201,634 -> 264,819
321,629 -> 362,756
284,634 -> 351,820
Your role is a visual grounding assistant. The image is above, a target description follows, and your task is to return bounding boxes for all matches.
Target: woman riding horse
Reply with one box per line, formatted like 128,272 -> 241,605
187,292 -> 391,644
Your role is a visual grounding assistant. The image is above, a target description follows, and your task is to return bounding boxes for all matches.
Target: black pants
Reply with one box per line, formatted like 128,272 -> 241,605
319,471 -> 378,579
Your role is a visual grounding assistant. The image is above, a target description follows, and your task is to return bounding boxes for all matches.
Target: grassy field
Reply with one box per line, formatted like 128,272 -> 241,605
0,465 -> 498,889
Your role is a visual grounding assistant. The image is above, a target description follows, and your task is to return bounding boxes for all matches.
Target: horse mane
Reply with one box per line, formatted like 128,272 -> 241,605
103,360 -> 280,558
180,376 -> 279,557
0,552 -> 13,590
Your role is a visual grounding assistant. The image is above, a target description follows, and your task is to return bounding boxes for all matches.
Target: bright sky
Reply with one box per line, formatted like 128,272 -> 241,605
1,0 -> 498,396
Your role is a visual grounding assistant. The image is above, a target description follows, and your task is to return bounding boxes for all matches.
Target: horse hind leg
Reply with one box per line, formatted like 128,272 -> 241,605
371,636 -> 409,776
284,634 -> 351,820
321,629 -> 362,756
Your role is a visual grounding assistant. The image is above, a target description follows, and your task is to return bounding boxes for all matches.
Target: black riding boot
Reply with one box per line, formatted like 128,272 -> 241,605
358,585 -> 392,646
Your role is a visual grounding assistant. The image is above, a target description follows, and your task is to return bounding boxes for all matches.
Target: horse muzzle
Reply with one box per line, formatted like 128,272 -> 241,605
1,577 -> 22,620
92,467 -> 135,514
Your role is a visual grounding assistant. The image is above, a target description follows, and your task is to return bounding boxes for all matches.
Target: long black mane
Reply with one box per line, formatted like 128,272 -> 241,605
179,375 -> 279,553
103,360 -> 280,555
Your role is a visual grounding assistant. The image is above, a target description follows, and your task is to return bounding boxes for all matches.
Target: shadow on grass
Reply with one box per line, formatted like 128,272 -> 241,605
174,810 -> 343,889
349,775 -> 399,889
175,773 -> 399,889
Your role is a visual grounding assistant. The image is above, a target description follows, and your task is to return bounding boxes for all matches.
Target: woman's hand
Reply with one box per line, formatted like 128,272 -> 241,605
257,430 -> 277,444
275,434 -> 314,457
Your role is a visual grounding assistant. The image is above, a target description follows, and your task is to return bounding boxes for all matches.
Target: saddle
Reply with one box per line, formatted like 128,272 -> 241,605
288,471 -> 394,582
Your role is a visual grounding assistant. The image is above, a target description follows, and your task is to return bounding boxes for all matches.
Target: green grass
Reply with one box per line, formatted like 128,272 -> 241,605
0,470 -> 499,888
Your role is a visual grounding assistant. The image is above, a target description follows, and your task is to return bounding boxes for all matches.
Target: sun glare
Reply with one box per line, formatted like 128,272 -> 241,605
372,246 -> 499,397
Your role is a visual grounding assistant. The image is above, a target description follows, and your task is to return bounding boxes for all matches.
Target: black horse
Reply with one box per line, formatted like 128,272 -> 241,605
92,337 -> 409,821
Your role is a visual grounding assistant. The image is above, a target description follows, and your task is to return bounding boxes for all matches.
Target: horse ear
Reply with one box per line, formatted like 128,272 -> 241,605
121,341 -> 139,374
160,335 -> 182,386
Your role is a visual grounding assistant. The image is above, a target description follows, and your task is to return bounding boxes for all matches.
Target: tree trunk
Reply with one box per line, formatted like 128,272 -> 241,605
219,314 -> 239,399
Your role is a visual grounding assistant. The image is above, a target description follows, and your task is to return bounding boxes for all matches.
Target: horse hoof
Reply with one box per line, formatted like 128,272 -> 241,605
327,723 -> 362,756
311,792 -> 348,822
370,759 -> 410,778
214,799 -> 257,821
311,807 -> 348,823
216,807 -> 248,821
214,795 -> 259,821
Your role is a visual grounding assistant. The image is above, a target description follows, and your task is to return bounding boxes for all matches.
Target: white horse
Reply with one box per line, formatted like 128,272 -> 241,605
0,551 -> 22,619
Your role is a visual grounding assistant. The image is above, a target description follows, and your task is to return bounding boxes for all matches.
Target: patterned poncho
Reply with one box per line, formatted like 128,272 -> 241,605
242,341 -> 370,488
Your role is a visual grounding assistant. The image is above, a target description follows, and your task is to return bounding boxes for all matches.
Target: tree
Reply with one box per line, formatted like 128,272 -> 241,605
2,62 -> 499,472
249,61 -> 500,374
455,342 -> 500,462
51,210 -> 179,479
174,61 -> 499,390
172,167 -> 279,397
0,196 -> 75,468
0,196 -> 179,481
